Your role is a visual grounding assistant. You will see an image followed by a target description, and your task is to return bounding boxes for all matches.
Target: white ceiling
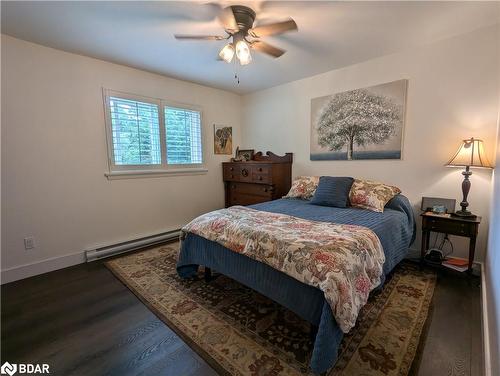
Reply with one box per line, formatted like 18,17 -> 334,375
2,1 -> 499,94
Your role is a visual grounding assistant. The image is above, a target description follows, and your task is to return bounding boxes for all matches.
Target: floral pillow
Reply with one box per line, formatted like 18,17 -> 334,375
349,179 -> 401,212
284,176 -> 320,200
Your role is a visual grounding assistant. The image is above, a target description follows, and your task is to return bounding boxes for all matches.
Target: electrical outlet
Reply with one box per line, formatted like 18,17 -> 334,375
24,237 -> 35,250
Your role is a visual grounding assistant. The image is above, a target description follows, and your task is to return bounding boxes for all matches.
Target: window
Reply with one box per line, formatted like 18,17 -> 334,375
165,107 -> 202,165
108,96 -> 161,166
103,90 -> 205,177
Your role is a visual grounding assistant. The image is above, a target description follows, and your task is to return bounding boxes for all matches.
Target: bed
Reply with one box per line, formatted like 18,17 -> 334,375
177,195 -> 415,373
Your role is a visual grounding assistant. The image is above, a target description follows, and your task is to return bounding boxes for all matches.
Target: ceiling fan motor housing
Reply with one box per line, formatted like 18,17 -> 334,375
230,5 -> 256,32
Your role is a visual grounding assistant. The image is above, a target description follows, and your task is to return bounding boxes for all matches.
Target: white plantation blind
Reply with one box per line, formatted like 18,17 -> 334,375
104,90 -> 204,174
165,107 -> 203,165
109,96 -> 161,165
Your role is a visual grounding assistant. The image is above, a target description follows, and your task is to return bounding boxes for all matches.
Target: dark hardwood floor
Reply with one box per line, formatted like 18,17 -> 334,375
1,254 -> 482,376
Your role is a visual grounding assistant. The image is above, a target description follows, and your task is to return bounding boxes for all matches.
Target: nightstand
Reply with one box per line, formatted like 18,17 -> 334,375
420,213 -> 481,274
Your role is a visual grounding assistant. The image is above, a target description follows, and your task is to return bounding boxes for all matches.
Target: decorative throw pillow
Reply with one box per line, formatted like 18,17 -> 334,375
349,179 -> 401,212
310,176 -> 354,208
284,176 -> 320,200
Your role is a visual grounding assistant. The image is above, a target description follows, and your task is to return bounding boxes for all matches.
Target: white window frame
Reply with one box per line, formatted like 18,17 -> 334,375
103,89 -> 207,179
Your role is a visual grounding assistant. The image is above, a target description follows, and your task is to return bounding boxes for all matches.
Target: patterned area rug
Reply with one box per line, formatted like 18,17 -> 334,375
106,243 -> 436,376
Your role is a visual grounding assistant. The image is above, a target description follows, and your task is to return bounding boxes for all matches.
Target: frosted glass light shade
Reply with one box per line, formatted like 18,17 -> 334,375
218,43 -> 235,63
446,138 -> 493,169
235,40 -> 251,65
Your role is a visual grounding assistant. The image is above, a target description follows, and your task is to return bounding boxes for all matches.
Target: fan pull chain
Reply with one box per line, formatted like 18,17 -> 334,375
233,58 -> 240,85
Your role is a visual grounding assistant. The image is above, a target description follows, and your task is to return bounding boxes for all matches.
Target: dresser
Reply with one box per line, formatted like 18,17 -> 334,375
223,151 -> 293,207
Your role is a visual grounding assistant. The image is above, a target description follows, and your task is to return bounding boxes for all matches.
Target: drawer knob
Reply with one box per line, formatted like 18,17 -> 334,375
230,174 -> 234,178
258,167 -> 263,172
264,188 -> 268,192
259,176 -> 263,181
230,167 -> 234,171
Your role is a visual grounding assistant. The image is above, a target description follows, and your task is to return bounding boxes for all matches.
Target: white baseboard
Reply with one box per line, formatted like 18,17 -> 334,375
481,262 -> 492,376
1,229 -> 179,284
1,251 -> 85,285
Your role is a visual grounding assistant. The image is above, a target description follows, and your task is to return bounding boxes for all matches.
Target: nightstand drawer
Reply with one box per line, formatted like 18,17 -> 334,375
423,217 -> 476,236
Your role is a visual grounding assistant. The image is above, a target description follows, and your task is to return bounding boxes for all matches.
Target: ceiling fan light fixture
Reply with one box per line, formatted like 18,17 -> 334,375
219,43 -> 235,63
174,5 -> 296,69
235,40 -> 251,65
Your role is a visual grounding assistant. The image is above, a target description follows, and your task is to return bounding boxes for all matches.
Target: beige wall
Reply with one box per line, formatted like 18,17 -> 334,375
1,35 -> 241,281
242,25 -> 499,261
2,26 -> 499,280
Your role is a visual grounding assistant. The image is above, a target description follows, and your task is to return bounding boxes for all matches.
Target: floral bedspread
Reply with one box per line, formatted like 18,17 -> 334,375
180,206 -> 385,332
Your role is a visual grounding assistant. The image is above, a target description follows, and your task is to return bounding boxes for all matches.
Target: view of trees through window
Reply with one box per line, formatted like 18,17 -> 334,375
109,97 -> 161,165
107,94 -> 202,168
165,107 -> 202,165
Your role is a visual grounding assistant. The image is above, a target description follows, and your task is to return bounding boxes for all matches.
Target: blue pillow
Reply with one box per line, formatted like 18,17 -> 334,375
310,176 -> 354,208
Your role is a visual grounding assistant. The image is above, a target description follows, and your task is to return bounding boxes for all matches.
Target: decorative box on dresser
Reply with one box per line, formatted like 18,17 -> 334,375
223,151 -> 293,207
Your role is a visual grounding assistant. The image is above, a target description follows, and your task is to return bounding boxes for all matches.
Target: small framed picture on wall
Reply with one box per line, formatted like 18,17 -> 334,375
214,125 -> 233,155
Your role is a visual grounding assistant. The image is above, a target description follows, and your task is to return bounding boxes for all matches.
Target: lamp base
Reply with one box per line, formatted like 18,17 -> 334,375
453,210 -> 477,219
453,166 -> 476,219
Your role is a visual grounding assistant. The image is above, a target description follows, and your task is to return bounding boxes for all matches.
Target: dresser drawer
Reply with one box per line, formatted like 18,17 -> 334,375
252,165 -> 272,183
228,182 -> 273,197
223,165 -> 253,182
252,165 -> 271,175
238,166 -> 253,182
229,193 -> 271,206
251,172 -> 271,183
223,165 -> 239,181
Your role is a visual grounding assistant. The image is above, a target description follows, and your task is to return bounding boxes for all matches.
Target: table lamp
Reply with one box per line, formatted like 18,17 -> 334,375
445,137 -> 493,217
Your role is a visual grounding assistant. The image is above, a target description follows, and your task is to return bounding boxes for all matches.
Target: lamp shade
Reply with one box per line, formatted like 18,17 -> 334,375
445,138 -> 493,168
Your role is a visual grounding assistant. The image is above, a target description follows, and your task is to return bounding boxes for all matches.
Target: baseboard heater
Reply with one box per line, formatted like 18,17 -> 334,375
85,229 -> 181,262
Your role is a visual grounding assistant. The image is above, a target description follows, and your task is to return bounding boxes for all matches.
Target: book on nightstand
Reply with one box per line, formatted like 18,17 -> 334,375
442,257 -> 468,272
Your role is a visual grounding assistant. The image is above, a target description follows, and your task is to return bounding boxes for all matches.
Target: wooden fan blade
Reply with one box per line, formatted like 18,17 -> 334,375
218,6 -> 239,33
251,41 -> 285,58
249,19 -> 297,38
174,34 -> 225,41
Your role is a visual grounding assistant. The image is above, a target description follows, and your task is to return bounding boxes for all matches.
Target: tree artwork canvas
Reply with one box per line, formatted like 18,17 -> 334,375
310,80 -> 407,160
214,125 -> 233,155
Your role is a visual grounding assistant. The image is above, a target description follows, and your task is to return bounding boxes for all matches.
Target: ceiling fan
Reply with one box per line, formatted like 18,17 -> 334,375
174,5 -> 298,65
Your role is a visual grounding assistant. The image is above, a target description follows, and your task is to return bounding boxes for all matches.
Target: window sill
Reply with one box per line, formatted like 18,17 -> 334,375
105,168 -> 208,180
